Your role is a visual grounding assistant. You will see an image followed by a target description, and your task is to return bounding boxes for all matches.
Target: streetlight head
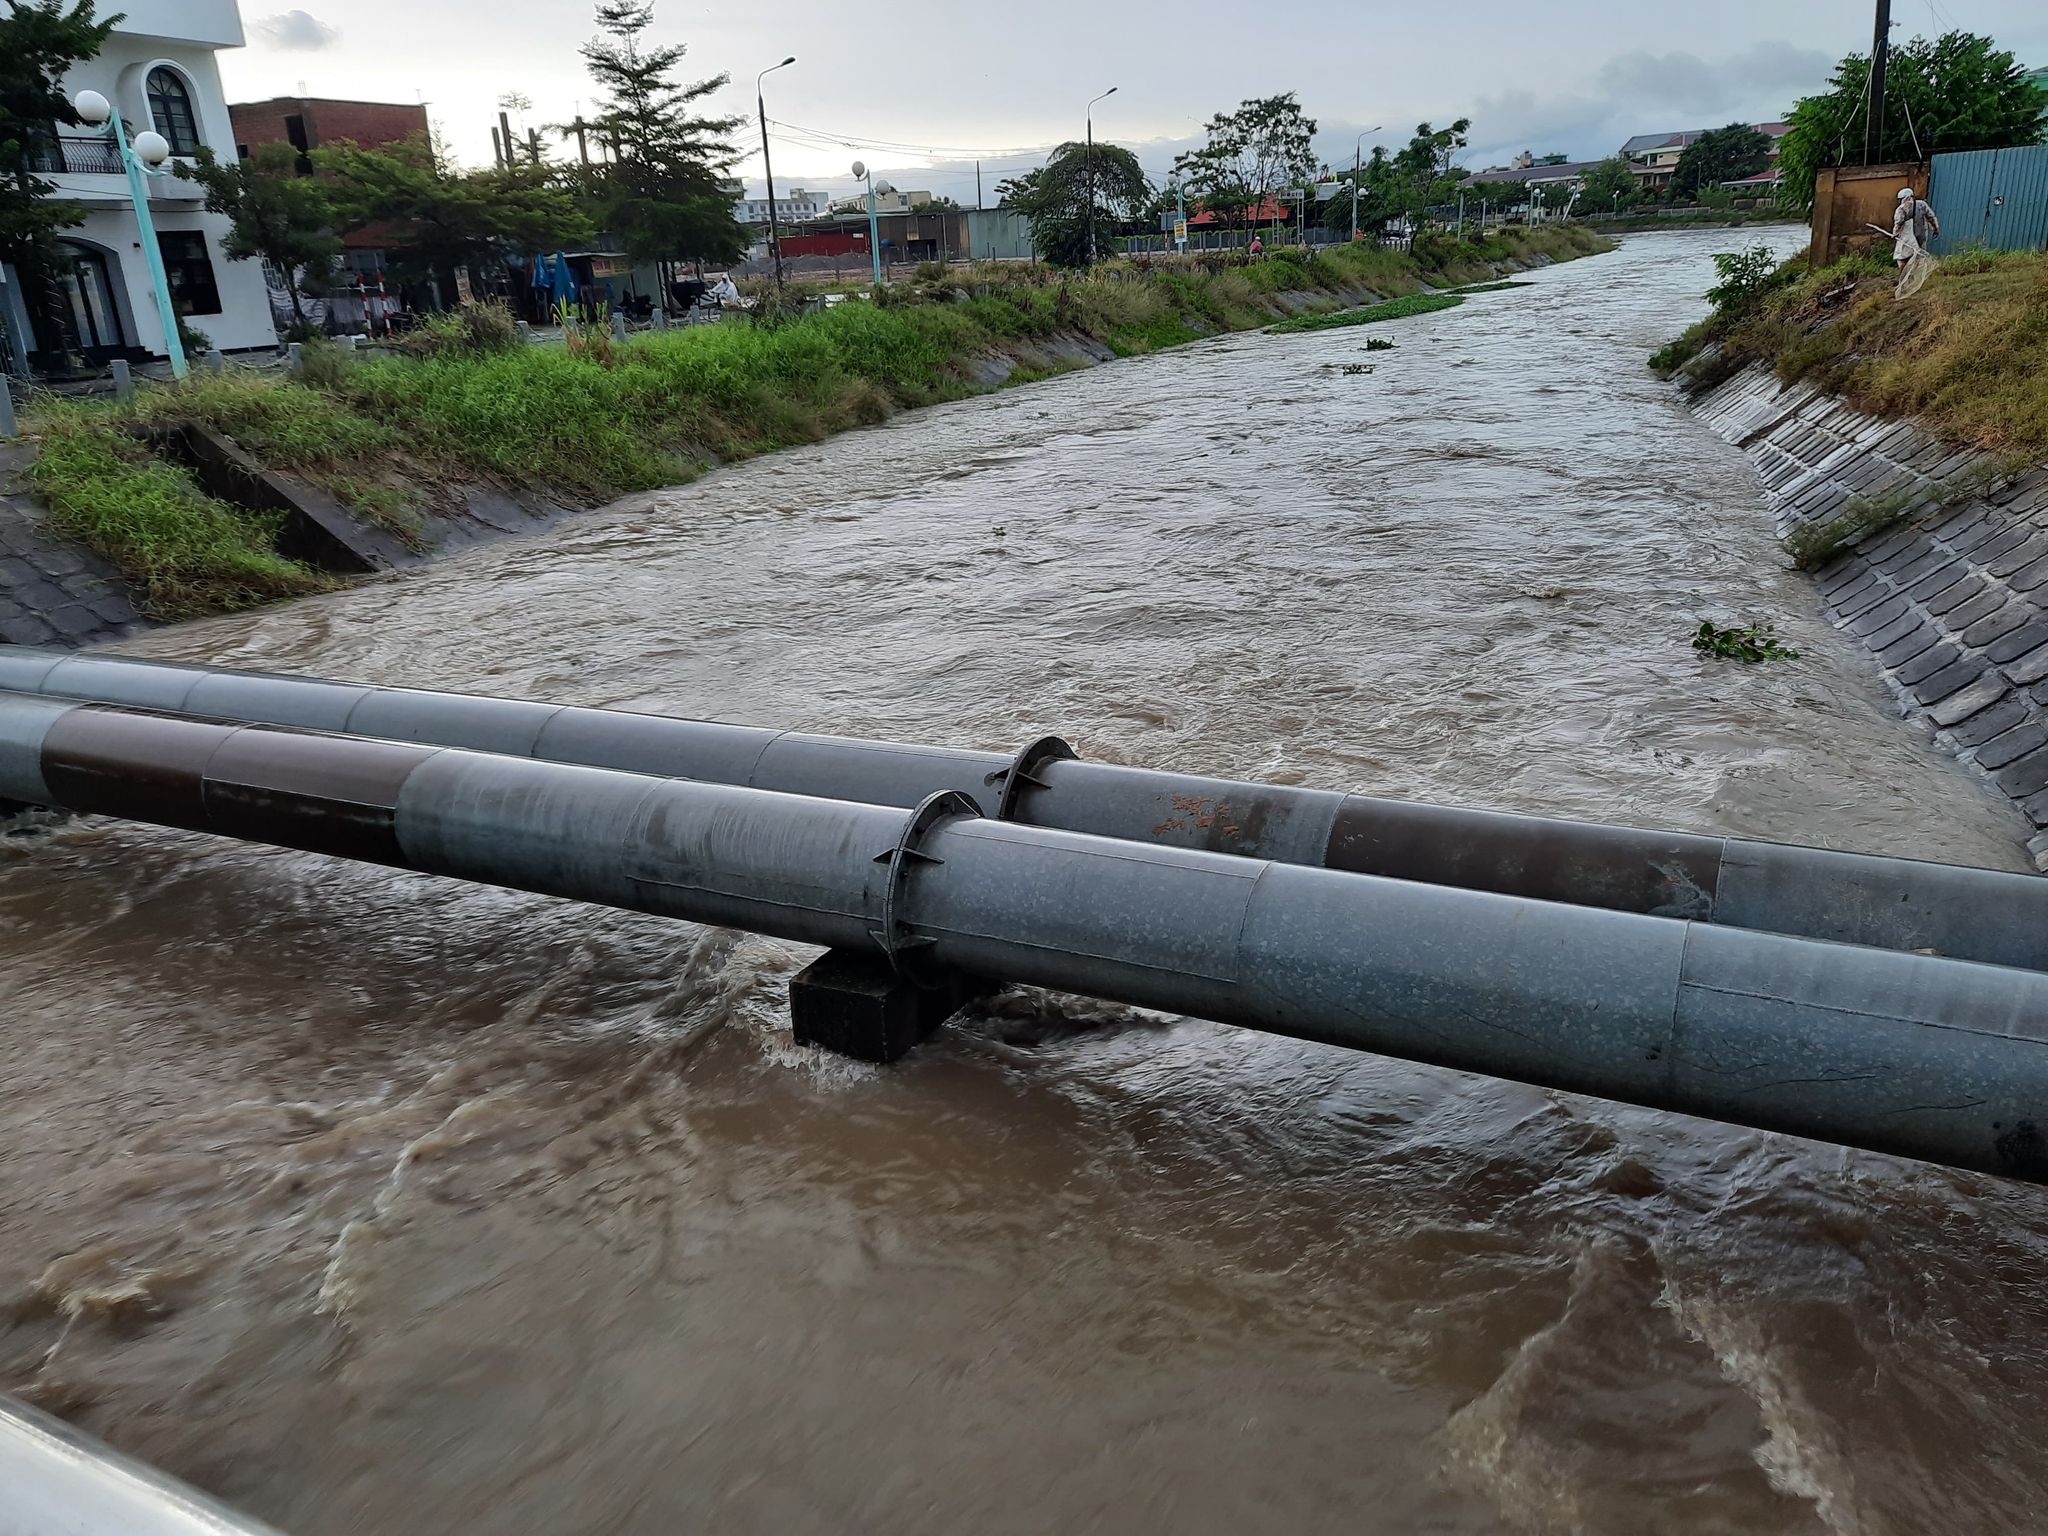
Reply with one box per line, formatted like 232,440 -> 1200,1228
780,55 -> 796,66
851,159 -> 866,180
1105,85 -> 1118,96
71,89 -> 111,126
131,129 -> 171,166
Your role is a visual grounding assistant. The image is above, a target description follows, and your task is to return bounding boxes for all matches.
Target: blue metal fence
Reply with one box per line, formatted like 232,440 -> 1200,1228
1928,144 -> 2048,254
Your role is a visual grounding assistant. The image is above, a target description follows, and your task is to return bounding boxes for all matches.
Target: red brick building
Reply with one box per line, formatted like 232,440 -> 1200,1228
228,97 -> 428,173
228,98 -> 429,255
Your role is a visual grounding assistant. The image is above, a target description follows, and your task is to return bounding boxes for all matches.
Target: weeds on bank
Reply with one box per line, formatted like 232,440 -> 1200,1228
1693,620 -> 1798,663
1652,244 -> 2048,464
28,406 -> 332,618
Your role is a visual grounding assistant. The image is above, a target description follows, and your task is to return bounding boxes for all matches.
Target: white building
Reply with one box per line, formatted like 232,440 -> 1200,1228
732,186 -> 822,225
1,0 -> 276,373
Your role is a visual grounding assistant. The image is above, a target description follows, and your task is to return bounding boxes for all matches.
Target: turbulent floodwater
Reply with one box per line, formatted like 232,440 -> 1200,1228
6,228 -> 2048,1536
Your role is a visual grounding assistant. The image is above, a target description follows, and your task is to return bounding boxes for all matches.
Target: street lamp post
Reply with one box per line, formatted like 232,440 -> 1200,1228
69,89 -> 184,378
1085,86 -> 1116,265
852,160 -> 882,288
756,56 -> 796,290
1350,125 -> 1382,242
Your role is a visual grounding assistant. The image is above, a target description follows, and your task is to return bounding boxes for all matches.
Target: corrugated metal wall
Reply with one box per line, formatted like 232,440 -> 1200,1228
1928,144 -> 2048,254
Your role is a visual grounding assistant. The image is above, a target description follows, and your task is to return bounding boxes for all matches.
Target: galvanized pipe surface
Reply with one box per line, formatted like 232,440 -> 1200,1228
0,1394 -> 285,1536
4,648 -> 2042,970
5,690 -> 2048,1183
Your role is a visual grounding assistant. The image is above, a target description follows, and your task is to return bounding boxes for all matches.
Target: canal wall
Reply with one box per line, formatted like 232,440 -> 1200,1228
1694,365 -> 2048,867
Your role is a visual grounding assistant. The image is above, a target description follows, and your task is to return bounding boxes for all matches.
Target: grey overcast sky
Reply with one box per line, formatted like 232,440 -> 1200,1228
218,0 -> 2048,206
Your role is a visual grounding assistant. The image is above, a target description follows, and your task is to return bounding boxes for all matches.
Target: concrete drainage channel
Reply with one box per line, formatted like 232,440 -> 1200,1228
1694,367 -> 2048,867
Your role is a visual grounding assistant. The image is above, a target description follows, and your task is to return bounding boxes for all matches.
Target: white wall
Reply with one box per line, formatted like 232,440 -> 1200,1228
39,18 -> 276,358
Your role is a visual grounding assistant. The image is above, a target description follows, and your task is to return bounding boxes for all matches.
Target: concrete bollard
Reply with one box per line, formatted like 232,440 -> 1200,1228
286,342 -> 303,375
0,383 -> 15,439
204,348 -> 224,373
344,334 -> 360,352
652,307 -> 667,330
516,320 -> 532,342
109,359 -> 133,401
611,313 -> 627,343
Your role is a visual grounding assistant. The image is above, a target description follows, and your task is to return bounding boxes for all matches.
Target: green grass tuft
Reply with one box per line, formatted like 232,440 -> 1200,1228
1268,293 -> 1467,333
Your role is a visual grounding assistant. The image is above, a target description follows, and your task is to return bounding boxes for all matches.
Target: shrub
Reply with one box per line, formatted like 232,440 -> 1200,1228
392,302 -> 521,358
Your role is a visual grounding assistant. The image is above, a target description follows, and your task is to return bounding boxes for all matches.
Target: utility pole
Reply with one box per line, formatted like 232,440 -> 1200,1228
1086,86 -> 1117,265
498,110 -> 513,169
757,56 -> 796,290
491,125 -> 504,169
1863,0 -> 1892,166
976,159 -> 983,210
527,128 -> 542,167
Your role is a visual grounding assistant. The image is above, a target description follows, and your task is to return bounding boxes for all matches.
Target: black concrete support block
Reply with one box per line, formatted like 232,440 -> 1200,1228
1952,695 -> 2033,749
1974,720 -> 2048,772
1894,640 -> 1962,689
789,948 -> 989,1063
1963,603 -> 2034,649
1989,620 -> 2048,667
1923,572 -> 1987,618
1995,745 -> 2048,801
1908,656 -> 1985,707
1939,586 -> 2009,634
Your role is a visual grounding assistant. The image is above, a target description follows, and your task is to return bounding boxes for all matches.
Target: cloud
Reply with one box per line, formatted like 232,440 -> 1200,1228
1464,39 -> 1833,168
252,9 -> 341,50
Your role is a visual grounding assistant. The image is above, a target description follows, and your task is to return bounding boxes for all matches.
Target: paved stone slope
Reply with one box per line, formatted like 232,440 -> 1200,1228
0,444 -> 141,649
1696,367 -> 2048,866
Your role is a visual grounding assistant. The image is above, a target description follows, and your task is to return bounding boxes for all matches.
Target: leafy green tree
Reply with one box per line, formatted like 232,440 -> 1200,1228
1579,155 -> 1640,212
176,142 -> 341,329
997,140 -> 1148,267
1322,120 -> 1470,238
1670,123 -> 1773,201
316,134 -> 592,299
1779,30 -> 2045,211
1174,92 -> 1318,229
572,0 -> 744,277
0,0 -> 118,364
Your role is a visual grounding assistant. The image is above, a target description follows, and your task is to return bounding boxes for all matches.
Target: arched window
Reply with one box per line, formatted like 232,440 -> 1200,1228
145,67 -> 200,155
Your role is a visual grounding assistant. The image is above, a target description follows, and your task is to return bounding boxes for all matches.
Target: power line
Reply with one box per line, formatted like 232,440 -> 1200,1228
765,114 -> 1057,160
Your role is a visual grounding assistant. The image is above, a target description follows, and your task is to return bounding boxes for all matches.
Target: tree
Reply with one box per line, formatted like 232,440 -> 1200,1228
1670,123 -> 1773,201
909,196 -> 957,214
1779,30 -> 2046,211
1174,92 -> 1317,229
316,134 -> 592,300
573,0 -> 745,275
1322,120 -> 1471,239
1579,155 -> 1640,212
0,0 -> 118,365
997,141 -> 1148,268
176,142 -> 340,329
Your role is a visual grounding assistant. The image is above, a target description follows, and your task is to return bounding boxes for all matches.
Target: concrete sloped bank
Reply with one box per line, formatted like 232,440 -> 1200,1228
1695,365 -> 2048,867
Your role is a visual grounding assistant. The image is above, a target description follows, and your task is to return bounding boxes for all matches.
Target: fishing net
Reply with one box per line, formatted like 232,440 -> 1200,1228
1896,250 -> 1936,300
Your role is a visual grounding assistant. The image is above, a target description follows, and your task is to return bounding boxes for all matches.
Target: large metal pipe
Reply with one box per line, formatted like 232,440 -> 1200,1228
6,689 -> 2048,1184
4,646 -> 2044,971
0,1394 -> 284,1535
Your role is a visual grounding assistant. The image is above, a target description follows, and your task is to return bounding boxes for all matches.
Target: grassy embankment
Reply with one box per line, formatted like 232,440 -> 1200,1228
1652,246 -> 2048,568
27,225 -> 1611,620
1653,246 -> 2048,462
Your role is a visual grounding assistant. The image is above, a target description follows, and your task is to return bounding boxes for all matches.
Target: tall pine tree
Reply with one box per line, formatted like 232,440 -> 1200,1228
574,1 -> 745,278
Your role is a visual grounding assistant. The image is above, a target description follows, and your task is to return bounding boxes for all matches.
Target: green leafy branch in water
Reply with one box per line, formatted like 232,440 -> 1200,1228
1694,620 -> 1799,663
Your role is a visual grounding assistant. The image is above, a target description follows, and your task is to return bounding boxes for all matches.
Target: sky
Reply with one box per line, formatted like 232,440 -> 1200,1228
217,0 -> 2048,207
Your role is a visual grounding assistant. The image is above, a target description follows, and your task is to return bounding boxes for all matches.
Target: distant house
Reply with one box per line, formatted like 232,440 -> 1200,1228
228,95 -> 428,263
1464,158 -> 1605,191
1620,124 -> 1791,192
732,186 -> 823,224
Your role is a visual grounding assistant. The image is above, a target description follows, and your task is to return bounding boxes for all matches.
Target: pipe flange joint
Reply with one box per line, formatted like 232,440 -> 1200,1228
872,788 -> 979,980
988,733 -> 1078,821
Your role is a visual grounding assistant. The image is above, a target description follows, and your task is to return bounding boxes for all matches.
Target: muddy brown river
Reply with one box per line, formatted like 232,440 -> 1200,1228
5,228 -> 2046,1535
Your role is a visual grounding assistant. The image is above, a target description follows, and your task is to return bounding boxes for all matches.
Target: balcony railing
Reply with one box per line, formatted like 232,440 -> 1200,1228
28,136 -> 127,175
